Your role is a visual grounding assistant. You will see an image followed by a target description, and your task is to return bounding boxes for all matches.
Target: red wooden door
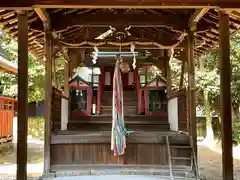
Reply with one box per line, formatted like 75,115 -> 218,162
121,72 -> 129,88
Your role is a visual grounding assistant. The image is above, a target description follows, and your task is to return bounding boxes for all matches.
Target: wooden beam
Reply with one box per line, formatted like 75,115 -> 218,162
34,8 -> 50,22
219,10 -> 233,180
69,45 -> 184,50
34,8 -> 69,63
189,8 -> 209,27
1,0 -> 240,9
43,22 -> 52,174
52,35 -> 70,62
165,50 -> 172,96
60,40 -> 185,50
36,12 -> 188,31
16,11 -> 28,180
179,62 -> 185,89
0,57 -> 17,75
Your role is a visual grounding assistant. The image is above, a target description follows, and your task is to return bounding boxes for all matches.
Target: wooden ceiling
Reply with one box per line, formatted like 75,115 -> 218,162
0,8 -> 240,61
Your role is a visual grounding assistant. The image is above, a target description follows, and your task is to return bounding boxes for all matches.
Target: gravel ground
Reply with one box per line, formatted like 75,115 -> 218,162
198,141 -> 240,180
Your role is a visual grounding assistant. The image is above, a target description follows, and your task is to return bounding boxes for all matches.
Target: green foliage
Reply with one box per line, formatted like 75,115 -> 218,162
232,118 -> 240,144
0,33 -> 45,102
27,54 -> 45,102
28,117 -> 44,140
195,32 -> 240,143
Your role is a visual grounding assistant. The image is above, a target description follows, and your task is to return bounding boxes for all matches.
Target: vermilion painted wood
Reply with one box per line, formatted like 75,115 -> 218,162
0,97 -> 15,138
144,88 -> 149,115
0,112 -> 3,137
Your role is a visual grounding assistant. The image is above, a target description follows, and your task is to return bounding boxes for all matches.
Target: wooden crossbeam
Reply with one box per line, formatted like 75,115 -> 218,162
45,12 -> 188,31
0,0 -> 240,9
34,8 -> 69,62
189,8 -> 209,28
34,8 -> 50,22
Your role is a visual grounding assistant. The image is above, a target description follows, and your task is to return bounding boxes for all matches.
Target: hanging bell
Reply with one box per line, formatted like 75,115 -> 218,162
120,61 -> 130,73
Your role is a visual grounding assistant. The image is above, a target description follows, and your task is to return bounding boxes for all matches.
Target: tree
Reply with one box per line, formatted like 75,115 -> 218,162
195,32 -> 240,143
0,33 -> 45,102
196,55 -> 219,142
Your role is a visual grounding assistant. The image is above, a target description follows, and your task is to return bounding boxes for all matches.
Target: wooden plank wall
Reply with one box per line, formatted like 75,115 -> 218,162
50,143 -> 190,166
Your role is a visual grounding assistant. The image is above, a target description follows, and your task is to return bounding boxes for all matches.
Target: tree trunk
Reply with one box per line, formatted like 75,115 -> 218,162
204,90 -> 214,141
199,58 -> 214,142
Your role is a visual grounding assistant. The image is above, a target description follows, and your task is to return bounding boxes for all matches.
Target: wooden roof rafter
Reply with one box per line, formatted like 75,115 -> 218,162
188,8 -> 209,28
0,7 -> 239,61
33,8 -> 70,62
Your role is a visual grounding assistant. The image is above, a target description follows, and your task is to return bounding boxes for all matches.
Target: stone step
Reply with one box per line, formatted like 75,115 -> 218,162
42,165 -> 197,179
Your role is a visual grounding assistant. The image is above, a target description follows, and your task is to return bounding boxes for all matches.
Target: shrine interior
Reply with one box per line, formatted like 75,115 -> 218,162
0,5 -> 238,179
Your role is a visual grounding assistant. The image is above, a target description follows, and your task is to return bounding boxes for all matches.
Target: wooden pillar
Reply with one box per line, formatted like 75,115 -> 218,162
44,22 -> 53,173
17,11 -> 28,180
165,50 -> 172,96
187,29 -> 197,162
219,10 -> 233,180
179,62 -> 185,90
144,88 -> 148,115
61,61 -> 69,130
64,60 -> 69,99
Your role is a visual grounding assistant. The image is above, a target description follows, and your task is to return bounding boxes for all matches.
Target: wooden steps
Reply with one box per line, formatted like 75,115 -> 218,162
101,90 -> 138,111
51,130 -> 190,145
70,115 -> 168,123
67,115 -> 170,131
67,123 -> 170,131
101,105 -> 137,116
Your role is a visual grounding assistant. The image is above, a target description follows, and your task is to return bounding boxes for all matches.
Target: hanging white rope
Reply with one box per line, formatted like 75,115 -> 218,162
91,46 -> 99,64
130,43 -> 136,69
59,33 -> 187,49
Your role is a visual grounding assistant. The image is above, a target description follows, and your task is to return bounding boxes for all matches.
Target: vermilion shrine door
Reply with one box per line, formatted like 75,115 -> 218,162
121,72 -> 129,88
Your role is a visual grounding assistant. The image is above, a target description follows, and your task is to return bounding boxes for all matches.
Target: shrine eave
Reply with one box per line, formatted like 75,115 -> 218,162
0,0 -> 240,9
0,5 -> 239,61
